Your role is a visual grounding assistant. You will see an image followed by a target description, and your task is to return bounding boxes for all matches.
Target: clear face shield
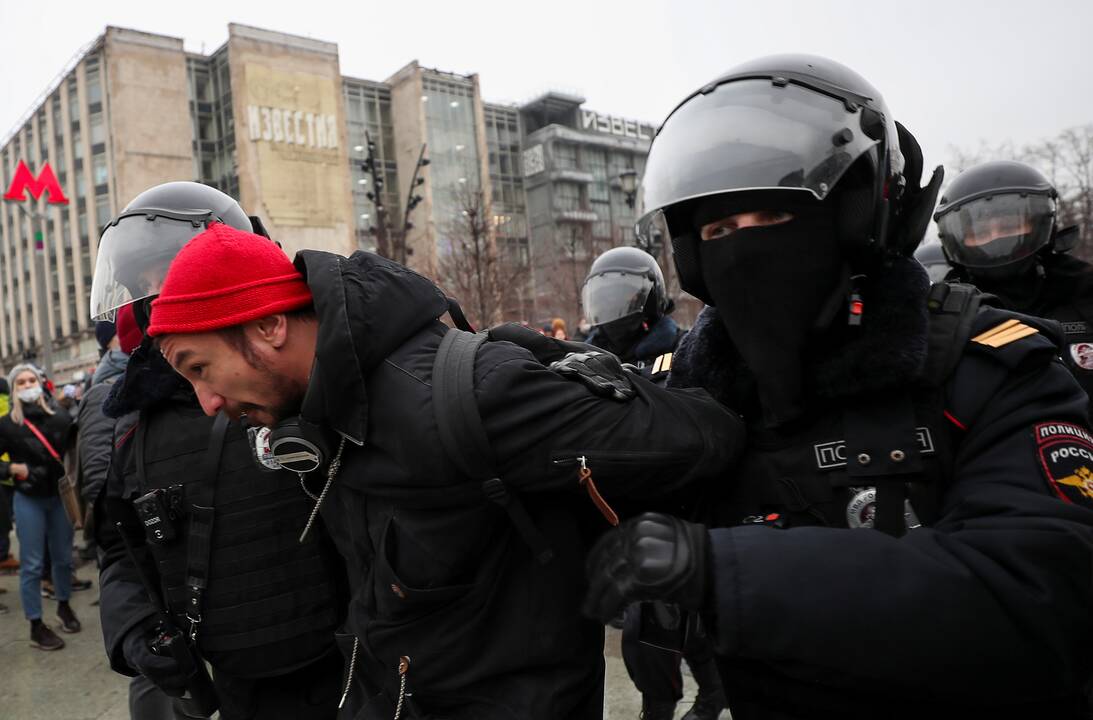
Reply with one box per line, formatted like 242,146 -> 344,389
936,193 -> 1055,269
581,272 -> 654,327
90,209 -> 221,321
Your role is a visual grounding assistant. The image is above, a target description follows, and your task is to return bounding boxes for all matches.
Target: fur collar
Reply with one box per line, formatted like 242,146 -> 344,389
669,255 -> 930,417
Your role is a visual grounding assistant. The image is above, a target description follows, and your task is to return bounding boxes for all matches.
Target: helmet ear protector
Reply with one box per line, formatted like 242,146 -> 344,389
249,417 -> 332,475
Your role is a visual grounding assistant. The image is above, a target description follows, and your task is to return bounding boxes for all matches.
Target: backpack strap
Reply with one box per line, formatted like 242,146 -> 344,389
432,328 -> 554,564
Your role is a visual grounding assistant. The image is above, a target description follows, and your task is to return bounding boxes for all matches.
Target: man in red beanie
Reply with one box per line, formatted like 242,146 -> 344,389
149,221 -> 744,720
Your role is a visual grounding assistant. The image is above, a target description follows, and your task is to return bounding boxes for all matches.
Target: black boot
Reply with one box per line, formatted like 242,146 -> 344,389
681,657 -> 727,720
640,697 -> 676,720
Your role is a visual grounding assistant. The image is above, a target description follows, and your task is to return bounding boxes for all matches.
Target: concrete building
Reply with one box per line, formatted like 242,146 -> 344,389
518,92 -> 653,325
0,23 -> 653,376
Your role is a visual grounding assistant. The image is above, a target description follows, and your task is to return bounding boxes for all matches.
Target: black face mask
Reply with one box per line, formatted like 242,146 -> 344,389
698,206 -> 847,426
596,313 -> 646,357
966,256 -> 1043,312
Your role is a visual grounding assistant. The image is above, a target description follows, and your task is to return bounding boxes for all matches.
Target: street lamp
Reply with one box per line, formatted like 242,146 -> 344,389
618,169 -> 639,209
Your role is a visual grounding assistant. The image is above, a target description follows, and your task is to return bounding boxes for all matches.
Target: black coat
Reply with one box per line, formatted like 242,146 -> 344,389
0,402 -> 73,498
78,350 -> 127,504
671,256 -> 1093,718
293,250 -> 743,719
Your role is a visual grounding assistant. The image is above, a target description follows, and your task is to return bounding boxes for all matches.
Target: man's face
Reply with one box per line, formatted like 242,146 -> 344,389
963,214 -> 1033,247
160,330 -> 306,427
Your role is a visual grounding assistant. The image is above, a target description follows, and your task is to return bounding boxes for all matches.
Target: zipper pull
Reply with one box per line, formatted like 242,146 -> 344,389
393,656 -> 411,720
578,456 -> 619,527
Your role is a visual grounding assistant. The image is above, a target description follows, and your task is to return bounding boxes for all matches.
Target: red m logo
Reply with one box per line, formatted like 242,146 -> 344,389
3,161 -> 69,205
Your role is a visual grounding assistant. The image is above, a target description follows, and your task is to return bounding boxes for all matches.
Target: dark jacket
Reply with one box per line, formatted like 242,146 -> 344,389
670,257 -> 1093,719
0,402 -> 73,498
78,350 -> 127,504
97,350 -> 345,692
586,315 -> 684,369
293,250 -> 743,719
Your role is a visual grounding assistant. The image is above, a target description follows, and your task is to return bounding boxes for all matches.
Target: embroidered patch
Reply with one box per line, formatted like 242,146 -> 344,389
1069,342 -> 1093,370
1034,422 -> 1093,506
1061,321 -> 1092,336
814,427 -> 935,470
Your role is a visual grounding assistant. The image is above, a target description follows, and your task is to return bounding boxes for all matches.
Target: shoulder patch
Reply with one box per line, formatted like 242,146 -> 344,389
1034,422 -> 1093,507
972,319 -> 1039,348
651,352 -> 673,375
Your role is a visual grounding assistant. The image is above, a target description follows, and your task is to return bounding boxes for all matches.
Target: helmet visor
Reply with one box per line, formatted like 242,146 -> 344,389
582,272 -> 654,326
639,78 -> 880,219
936,193 -> 1055,269
90,210 -> 215,320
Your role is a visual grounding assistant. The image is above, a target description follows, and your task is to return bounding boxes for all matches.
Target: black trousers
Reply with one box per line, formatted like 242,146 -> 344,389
620,602 -> 719,703
213,648 -> 344,720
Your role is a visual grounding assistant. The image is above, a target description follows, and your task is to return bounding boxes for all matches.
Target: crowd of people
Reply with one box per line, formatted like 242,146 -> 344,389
3,51 -> 1093,720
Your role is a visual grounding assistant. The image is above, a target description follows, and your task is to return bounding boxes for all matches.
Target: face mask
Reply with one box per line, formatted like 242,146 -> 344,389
596,314 -> 646,357
17,386 -> 42,404
698,206 -> 846,425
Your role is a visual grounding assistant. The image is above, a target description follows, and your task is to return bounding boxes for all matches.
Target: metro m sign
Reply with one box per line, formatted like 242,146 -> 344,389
3,161 -> 69,205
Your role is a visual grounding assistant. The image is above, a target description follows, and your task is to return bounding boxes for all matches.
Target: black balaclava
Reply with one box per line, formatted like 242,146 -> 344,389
964,256 -> 1044,312
596,313 -> 646,358
693,197 -> 849,426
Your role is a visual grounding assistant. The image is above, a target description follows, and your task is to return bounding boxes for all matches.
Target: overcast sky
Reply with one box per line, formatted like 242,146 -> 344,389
3,0 -> 1091,178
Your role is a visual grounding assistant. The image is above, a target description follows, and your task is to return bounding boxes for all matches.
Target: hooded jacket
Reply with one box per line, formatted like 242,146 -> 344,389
293,250 -> 742,719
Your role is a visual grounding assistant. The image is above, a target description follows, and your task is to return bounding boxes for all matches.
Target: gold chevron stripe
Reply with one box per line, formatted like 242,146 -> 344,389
973,321 -> 1039,348
971,319 -> 1020,344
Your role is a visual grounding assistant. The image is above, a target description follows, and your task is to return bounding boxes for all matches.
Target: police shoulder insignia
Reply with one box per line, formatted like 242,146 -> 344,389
651,352 -> 673,375
1034,422 -> 1093,507
971,319 -> 1039,348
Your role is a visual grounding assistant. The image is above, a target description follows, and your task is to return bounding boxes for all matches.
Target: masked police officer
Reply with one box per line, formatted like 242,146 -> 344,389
93,183 -> 347,720
582,247 -> 684,380
934,160 -> 1093,406
584,55 -> 1093,719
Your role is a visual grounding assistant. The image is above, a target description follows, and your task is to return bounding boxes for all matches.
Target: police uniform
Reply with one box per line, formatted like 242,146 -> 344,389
666,277 -> 1093,718
97,357 -> 346,720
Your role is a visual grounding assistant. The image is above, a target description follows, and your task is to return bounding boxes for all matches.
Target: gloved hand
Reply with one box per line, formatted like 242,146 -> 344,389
890,120 -> 945,256
121,622 -> 190,697
583,512 -> 710,624
549,351 -> 636,401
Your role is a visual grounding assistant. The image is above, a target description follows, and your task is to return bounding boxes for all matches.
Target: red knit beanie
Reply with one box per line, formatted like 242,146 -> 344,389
147,223 -> 313,337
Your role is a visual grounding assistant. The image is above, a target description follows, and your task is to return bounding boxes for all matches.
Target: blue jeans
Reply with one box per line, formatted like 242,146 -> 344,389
13,492 -> 73,620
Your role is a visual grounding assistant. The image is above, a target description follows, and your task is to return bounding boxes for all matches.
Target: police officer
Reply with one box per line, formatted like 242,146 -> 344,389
583,246 -> 684,380
582,247 -> 724,720
92,183 -> 347,720
933,160 -> 1093,404
584,54 -> 1093,719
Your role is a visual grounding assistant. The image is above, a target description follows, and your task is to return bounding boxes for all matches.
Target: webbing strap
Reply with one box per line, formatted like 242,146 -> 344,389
184,413 -> 229,635
432,328 -> 554,564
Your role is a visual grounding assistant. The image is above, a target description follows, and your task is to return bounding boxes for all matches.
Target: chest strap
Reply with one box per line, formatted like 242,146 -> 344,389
184,412 -> 229,641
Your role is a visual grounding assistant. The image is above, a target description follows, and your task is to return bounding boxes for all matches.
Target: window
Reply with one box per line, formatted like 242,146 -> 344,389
89,113 -> 105,145
72,128 -> 83,161
555,182 -> 581,212
92,154 -> 108,186
554,143 -> 578,170
85,59 -> 102,106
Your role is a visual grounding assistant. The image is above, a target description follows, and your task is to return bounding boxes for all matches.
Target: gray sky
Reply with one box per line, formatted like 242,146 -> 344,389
3,0 -> 1091,177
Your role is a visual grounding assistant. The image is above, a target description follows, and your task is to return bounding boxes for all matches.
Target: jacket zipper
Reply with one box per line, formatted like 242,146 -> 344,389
553,455 -> 619,526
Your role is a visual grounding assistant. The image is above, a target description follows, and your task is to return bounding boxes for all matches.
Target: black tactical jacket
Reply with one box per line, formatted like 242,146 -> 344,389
670,257 -> 1093,719
292,250 -> 743,719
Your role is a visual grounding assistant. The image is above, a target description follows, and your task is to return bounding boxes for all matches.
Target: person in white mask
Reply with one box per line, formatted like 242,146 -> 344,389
0,363 -> 79,650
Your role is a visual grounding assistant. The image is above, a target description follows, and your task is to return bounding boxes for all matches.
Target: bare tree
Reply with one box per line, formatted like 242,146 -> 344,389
437,186 -> 503,329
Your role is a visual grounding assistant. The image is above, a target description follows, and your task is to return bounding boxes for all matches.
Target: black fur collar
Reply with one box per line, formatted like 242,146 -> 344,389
102,338 -> 188,419
669,255 -> 930,416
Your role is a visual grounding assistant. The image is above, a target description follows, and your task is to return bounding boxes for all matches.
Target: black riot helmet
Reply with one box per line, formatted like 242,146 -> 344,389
913,241 -> 952,284
582,246 -> 670,327
90,182 -> 269,321
934,161 -> 1066,278
636,54 -> 942,304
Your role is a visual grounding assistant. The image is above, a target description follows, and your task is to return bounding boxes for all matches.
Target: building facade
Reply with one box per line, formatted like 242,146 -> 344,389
0,23 -> 654,376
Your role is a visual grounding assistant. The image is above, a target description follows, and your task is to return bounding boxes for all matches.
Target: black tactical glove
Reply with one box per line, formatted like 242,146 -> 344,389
121,622 -> 190,697
889,121 -> 945,256
583,512 -> 710,624
549,351 -> 636,401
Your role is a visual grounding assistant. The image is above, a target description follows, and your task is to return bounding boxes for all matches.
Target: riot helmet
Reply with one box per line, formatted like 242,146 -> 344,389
933,161 -> 1060,276
582,246 -> 669,325
90,182 -> 266,321
913,241 -> 952,284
